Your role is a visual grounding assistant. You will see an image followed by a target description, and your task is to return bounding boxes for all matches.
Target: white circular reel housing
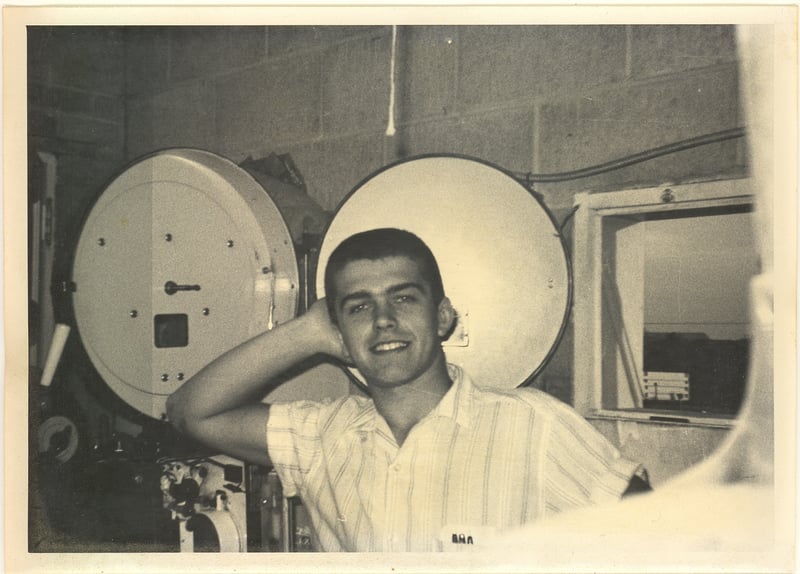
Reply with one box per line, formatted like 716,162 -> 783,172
316,156 -> 571,390
71,149 -> 299,420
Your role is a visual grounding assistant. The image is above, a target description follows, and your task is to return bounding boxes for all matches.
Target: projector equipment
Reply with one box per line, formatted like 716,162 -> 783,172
160,455 -> 248,552
48,150 -> 570,552
62,149 -> 311,552
71,149 -> 300,421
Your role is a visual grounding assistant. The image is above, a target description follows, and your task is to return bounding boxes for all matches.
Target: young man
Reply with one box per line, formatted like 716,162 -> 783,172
167,227 -> 647,552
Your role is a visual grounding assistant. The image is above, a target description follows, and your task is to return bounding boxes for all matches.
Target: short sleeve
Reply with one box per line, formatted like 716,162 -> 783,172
266,400 -> 325,497
542,401 -> 642,512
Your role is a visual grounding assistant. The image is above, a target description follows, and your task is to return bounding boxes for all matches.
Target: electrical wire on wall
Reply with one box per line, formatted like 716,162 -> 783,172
386,25 -> 398,138
383,25 -> 399,165
516,126 -> 747,233
515,127 -> 746,185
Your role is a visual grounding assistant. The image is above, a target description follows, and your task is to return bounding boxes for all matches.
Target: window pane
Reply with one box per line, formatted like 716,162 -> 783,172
601,207 -> 756,416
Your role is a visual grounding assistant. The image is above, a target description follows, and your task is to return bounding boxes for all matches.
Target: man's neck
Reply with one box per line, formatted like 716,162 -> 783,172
370,358 -> 452,447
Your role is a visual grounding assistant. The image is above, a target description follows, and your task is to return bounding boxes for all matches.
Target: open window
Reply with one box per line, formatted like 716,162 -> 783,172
572,179 -> 757,425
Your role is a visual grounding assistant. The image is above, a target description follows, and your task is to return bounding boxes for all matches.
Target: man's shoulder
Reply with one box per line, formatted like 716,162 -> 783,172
278,393 -> 371,420
472,383 -> 576,415
469,385 -> 598,439
454,365 -> 570,412
305,393 -> 374,428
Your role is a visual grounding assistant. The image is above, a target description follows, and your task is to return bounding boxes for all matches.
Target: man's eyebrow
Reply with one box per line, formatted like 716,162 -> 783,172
338,282 -> 427,310
387,282 -> 427,295
338,290 -> 371,310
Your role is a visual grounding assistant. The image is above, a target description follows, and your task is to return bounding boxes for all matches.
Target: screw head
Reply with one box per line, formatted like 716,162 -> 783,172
161,373 -> 169,382
177,373 -> 185,381
227,240 -> 235,248
165,233 -> 173,242
129,310 -> 138,318
202,307 -> 210,316
97,238 -> 106,246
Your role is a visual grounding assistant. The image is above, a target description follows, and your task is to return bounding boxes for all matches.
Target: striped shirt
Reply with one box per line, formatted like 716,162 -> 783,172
267,364 -> 641,552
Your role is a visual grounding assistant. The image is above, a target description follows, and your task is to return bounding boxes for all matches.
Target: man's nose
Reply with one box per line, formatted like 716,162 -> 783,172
373,300 -> 397,329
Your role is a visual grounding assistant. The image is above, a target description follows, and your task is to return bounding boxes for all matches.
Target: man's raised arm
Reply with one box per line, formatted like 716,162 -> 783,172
166,300 -> 347,466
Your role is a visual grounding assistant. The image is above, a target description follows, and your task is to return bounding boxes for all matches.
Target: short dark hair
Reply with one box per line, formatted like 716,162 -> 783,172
324,228 -> 445,319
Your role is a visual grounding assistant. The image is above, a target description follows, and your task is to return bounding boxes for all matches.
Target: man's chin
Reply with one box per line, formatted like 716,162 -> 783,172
359,367 -> 416,389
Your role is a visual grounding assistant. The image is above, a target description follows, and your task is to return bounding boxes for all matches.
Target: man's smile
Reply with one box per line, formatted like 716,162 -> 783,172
371,340 -> 411,353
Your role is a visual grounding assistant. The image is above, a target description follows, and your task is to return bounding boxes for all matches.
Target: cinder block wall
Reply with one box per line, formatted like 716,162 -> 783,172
29,24 -> 744,403
123,25 -> 744,209
28,27 -> 127,251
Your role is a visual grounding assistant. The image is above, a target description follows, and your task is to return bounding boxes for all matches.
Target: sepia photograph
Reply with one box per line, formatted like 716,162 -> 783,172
3,4 -> 797,573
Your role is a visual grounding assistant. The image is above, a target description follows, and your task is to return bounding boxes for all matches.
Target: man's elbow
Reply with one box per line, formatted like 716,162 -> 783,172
165,392 -> 188,433
622,473 -> 653,498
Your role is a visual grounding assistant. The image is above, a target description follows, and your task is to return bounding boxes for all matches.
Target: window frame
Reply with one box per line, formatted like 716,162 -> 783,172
571,179 -> 755,427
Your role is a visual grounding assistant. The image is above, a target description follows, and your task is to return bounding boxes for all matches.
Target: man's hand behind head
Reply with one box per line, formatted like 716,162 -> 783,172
304,299 -> 352,365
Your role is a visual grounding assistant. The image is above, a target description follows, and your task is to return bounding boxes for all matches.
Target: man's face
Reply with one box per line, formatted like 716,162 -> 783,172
331,255 -> 452,389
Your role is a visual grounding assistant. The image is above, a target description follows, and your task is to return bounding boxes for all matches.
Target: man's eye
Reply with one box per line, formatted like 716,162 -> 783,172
348,303 -> 368,314
395,294 -> 415,303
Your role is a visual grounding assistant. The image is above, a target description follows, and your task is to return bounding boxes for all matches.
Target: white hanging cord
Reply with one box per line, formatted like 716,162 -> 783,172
385,25 -> 397,137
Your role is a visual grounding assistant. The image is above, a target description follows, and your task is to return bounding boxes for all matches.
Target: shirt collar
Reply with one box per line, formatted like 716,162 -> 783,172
356,363 -> 476,432
429,363 -> 475,428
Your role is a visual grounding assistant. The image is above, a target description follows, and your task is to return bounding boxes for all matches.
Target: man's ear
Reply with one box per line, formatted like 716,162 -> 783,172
436,297 -> 456,338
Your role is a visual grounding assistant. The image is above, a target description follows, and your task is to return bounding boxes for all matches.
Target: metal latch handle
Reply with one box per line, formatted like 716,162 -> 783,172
164,281 -> 201,295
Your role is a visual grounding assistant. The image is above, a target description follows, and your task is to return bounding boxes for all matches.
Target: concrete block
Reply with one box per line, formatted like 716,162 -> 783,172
58,155 -> 120,198
46,27 -> 125,95
31,86 -> 121,125
533,318 -> 574,404
55,154 -> 124,240
54,88 -> 96,116
283,132 -> 386,211
93,94 -> 124,123
29,85 -> 95,116
170,26 -> 267,83
27,27 -> 52,84
27,84 -> 51,110
124,27 -> 170,96
630,25 -> 738,79
395,26 -> 457,123
28,109 -> 57,138
458,26 -> 627,108
398,107 -> 534,174
268,26 -> 386,58
321,31 -> 392,135
536,64 -> 742,198
125,82 -> 216,158
125,99 -> 154,160
56,114 -> 121,148
216,54 -> 321,150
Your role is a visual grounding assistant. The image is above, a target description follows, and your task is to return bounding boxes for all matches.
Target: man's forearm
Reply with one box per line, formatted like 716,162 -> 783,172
166,312 -> 327,430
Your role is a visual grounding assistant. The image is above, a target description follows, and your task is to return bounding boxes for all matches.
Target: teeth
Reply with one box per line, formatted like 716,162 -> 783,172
374,341 -> 407,352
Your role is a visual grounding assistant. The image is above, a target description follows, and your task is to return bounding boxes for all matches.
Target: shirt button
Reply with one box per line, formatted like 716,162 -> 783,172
393,464 -> 401,472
